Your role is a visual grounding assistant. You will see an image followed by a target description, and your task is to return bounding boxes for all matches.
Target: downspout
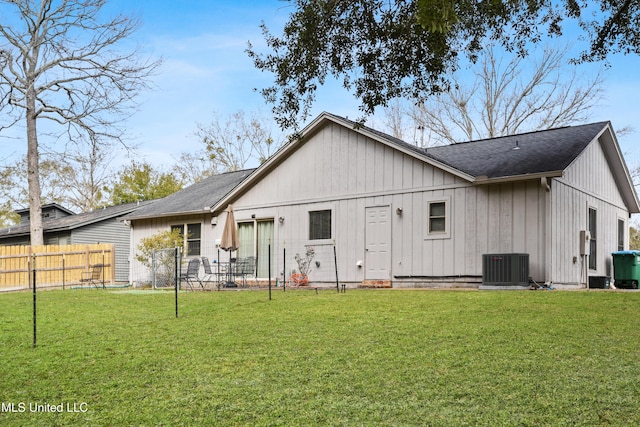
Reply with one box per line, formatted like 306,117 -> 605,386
541,176 -> 551,192
541,177 -> 552,284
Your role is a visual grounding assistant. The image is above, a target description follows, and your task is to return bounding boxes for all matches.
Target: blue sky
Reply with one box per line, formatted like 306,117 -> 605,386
116,0 -> 640,169
107,0 -> 365,168
2,1 -> 639,171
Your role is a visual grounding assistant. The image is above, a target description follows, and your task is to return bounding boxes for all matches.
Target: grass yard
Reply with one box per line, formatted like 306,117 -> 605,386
1,288 -> 640,426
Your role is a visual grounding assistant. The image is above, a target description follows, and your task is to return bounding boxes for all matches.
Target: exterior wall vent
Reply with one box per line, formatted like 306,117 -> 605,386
482,253 -> 530,287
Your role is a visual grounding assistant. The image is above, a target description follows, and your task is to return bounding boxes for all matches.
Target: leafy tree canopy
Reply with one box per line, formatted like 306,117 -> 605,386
630,226 -> 640,250
111,161 -> 183,205
248,0 -> 639,129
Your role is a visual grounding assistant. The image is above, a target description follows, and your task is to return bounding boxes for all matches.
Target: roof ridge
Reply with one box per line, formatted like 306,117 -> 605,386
323,111 -> 608,149
450,121 -> 609,146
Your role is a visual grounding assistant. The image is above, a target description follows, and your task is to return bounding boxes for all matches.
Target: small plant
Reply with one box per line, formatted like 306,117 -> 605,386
136,229 -> 185,287
293,246 -> 315,285
136,229 -> 185,268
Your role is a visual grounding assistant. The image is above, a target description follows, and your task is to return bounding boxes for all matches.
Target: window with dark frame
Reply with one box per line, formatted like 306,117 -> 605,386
588,208 -> 597,270
428,201 -> 446,233
309,210 -> 331,240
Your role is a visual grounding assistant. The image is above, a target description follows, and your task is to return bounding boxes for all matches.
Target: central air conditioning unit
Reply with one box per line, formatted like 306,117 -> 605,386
482,253 -> 530,288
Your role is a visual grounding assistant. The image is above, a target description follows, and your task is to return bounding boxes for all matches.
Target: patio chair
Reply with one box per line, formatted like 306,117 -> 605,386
80,263 -> 104,289
235,256 -> 256,287
180,258 -> 203,290
201,257 -> 223,290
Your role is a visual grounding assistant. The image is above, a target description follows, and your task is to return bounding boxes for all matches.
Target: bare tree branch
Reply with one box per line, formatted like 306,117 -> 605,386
0,0 -> 161,244
193,110 -> 285,177
389,43 -> 606,146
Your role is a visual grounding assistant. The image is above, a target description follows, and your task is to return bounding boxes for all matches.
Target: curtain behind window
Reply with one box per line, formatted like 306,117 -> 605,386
257,220 -> 274,277
237,222 -> 254,260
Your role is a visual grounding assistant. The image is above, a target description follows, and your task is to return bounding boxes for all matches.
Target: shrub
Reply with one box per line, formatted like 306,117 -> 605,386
294,246 -> 315,283
136,229 -> 184,269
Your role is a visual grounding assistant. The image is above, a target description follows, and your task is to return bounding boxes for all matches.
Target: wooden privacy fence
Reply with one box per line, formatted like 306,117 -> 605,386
0,244 -> 115,289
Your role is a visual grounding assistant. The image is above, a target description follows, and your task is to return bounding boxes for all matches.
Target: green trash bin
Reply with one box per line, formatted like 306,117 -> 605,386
612,250 -> 640,289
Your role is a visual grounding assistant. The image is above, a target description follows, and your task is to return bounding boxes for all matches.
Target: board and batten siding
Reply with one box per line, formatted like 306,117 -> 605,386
71,219 -> 131,282
229,121 -> 551,286
229,122 -> 470,285
550,137 -> 630,284
129,121 -> 634,288
233,123 -> 464,210
461,181 -> 547,282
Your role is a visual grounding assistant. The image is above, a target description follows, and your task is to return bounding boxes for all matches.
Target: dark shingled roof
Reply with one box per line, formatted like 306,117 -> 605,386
423,122 -> 609,179
323,112 -> 608,180
125,169 -> 254,220
0,201 -> 154,238
214,113 -> 639,215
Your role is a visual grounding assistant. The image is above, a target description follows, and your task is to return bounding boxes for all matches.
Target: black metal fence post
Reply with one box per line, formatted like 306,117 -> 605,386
268,244 -> 272,301
334,244 -> 339,292
175,247 -> 179,318
283,246 -> 286,292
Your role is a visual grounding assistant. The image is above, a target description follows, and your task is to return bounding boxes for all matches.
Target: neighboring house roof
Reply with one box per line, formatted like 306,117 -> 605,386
0,201 -> 155,238
124,169 -> 255,221
213,112 -> 640,214
14,203 -> 76,217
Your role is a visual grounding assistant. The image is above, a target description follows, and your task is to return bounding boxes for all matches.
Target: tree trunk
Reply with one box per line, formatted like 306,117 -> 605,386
26,80 -> 43,246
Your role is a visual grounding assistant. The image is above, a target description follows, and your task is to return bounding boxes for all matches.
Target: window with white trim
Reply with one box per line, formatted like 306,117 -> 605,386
429,202 -> 446,233
618,218 -> 625,251
171,223 -> 201,256
588,208 -> 597,270
425,197 -> 451,239
237,219 -> 274,278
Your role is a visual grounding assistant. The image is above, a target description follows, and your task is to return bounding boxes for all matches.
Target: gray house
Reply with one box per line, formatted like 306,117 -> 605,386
0,202 -> 153,282
129,112 -> 640,288
124,170 -> 254,285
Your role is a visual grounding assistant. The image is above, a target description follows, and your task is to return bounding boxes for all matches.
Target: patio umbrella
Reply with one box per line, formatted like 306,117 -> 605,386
220,205 -> 239,287
220,205 -> 239,251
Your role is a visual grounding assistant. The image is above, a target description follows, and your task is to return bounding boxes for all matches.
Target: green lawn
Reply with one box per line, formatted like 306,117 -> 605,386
1,289 -> 639,426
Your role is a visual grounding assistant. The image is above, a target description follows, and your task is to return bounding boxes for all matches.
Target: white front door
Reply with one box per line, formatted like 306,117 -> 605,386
365,206 -> 391,280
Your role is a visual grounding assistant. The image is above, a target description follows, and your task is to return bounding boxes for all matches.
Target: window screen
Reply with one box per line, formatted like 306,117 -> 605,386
309,210 -> 331,240
429,202 -> 446,233
186,223 -> 201,256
